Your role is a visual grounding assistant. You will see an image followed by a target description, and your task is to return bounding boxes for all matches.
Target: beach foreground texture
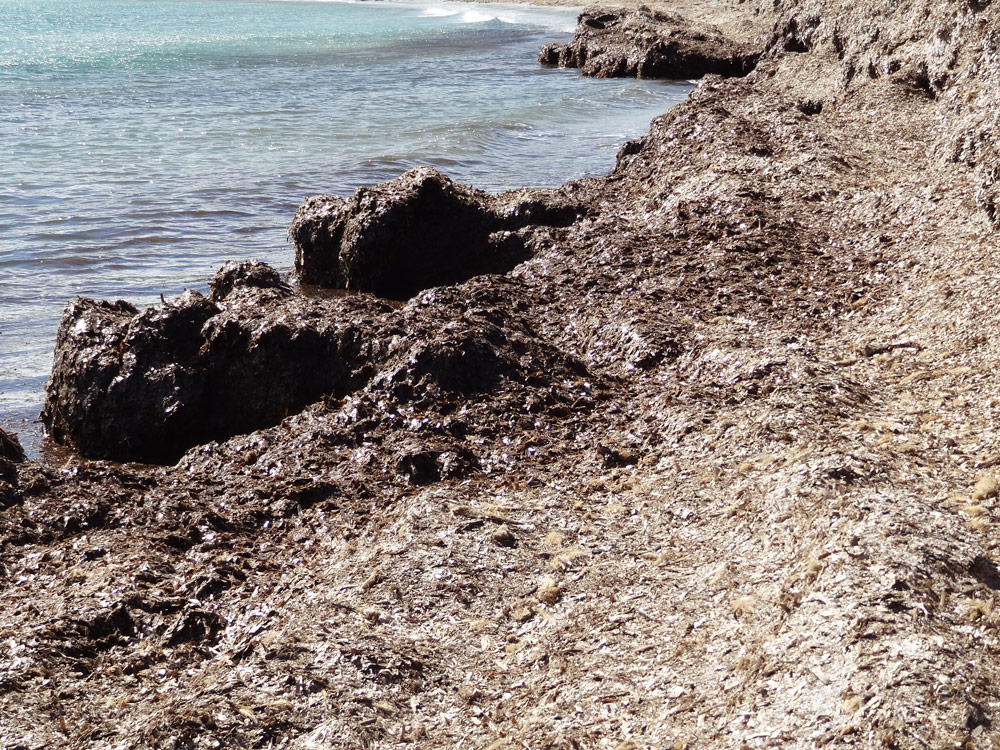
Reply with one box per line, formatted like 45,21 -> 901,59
5,0 -> 1000,747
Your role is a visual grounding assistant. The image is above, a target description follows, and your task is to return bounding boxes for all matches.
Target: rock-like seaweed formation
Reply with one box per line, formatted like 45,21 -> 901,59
759,0 -> 1000,222
0,427 -> 24,506
289,166 -> 584,298
538,6 -> 761,78
41,267 -> 395,463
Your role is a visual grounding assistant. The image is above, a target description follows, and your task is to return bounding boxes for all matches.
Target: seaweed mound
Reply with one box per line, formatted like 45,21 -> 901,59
0,427 -> 24,505
209,259 -> 289,302
289,166 -> 583,299
538,6 -> 760,79
41,279 -> 394,463
0,427 -> 24,464
40,255 -> 594,464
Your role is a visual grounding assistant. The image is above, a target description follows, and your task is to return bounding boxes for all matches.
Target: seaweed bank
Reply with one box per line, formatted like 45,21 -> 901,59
4,0 -> 1000,747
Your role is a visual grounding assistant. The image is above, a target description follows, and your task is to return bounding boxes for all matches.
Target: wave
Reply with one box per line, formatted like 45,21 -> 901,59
419,2 -> 575,32
459,9 -> 513,24
420,6 -> 460,17
419,5 -> 517,25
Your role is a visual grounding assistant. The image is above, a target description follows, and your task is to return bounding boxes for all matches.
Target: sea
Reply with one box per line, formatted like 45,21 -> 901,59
0,0 -> 691,458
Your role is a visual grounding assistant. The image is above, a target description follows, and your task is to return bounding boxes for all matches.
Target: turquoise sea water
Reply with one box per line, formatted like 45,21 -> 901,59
0,0 -> 690,456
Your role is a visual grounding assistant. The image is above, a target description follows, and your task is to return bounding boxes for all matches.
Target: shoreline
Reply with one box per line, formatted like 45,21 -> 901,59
6,0 -> 1000,746
0,0 -> 677,463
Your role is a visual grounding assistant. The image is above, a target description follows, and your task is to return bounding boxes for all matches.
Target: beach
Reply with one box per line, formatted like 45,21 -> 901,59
5,0 -> 1000,746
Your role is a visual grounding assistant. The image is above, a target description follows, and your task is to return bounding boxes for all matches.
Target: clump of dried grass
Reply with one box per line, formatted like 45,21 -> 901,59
535,577 -> 562,605
550,544 -> 590,570
972,474 -> 998,502
730,596 -> 756,618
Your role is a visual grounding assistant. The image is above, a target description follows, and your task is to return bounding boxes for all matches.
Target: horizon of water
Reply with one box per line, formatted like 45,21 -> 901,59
0,0 -> 691,458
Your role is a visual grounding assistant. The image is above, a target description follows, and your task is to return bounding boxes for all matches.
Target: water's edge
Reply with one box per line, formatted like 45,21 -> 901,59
0,0 -> 691,458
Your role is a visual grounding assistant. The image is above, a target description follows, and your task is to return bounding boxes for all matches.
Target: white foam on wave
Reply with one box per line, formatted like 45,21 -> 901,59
420,6 -> 461,16
459,9 -> 512,23
417,1 -> 578,32
271,0 -> 574,32
272,0 -> 579,30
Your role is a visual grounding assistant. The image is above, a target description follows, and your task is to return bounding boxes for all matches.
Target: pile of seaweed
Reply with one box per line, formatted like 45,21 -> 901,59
4,0 -> 1000,747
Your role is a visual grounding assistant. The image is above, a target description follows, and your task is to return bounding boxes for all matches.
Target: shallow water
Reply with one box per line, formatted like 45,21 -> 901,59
0,0 -> 691,457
